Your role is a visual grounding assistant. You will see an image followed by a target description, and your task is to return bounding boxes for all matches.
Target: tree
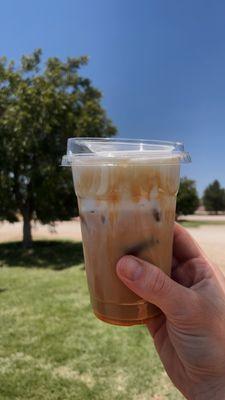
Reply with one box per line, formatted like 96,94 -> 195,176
176,177 -> 199,217
0,49 -> 117,247
203,180 -> 225,214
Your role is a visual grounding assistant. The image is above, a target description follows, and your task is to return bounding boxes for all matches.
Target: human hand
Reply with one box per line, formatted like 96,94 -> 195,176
116,223 -> 225,400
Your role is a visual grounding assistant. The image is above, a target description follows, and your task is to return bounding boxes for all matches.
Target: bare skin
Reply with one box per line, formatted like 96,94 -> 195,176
116,223 -> 225,400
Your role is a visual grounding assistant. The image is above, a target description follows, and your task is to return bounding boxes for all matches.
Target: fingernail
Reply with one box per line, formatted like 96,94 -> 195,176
117,256 -> 143,281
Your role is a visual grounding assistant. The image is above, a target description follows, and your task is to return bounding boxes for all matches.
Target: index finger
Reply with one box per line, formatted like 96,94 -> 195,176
173,223 -> 204,263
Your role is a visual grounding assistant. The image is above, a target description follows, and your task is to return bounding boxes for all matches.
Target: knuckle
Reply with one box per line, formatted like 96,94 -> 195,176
186,257 -> 214,283
150,268 -> 170,295
187,257 -> 210,271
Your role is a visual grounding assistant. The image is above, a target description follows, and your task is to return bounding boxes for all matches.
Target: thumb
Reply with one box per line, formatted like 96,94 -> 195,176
116,255 -> 192,319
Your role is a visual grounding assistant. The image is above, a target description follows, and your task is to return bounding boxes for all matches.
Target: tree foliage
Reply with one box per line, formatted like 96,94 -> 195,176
0,49 -> 117,246
203,180 -> 225,214
176,177 -> 199,217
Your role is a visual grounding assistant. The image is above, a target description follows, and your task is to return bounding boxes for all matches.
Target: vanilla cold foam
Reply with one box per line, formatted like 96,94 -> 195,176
62,139 -> 190,326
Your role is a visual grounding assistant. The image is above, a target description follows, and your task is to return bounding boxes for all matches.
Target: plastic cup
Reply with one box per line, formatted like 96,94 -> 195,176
62,138 -> 190,326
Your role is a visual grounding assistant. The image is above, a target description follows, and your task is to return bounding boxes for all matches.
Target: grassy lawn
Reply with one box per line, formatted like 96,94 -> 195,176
0,240 -> 183,400
179,220 -> 225,228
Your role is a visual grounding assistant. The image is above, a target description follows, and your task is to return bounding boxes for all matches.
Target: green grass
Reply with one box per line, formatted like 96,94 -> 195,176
179,220 -> 225,228
0,240 -> 183,400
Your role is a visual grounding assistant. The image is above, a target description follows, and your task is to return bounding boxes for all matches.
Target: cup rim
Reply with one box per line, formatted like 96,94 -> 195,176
61,137 -> 191,166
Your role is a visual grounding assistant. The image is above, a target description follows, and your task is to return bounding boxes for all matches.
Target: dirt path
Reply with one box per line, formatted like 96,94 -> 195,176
0,220 -> 82,243
1,220 -> 225,272
187,225 -> 225,271
180,214 -> 225,222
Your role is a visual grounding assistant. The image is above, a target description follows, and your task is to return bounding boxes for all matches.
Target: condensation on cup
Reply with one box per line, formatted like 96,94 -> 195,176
62,138 -> 191,326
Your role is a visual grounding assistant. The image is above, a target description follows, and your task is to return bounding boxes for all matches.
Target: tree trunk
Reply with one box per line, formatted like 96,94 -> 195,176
22,207 -> 32,248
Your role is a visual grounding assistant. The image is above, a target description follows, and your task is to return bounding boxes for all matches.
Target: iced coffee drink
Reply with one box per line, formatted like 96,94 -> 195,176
62,139 -> 190,326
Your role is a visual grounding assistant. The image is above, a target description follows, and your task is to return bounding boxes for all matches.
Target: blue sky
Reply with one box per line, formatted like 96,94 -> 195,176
1,0 -> 225,195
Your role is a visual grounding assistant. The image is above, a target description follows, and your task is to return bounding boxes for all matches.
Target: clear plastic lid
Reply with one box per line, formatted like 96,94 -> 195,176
61,137 -> 191,166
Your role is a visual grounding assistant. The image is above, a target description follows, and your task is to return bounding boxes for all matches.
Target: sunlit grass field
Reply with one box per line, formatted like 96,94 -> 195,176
179,220 -> 225,228
0,241 -> 183,400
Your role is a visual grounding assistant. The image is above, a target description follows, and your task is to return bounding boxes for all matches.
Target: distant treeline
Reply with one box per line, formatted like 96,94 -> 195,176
177,178 -> 225,216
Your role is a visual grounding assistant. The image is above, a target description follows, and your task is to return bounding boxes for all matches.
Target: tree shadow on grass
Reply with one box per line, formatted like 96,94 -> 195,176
0,240 -> 84,270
